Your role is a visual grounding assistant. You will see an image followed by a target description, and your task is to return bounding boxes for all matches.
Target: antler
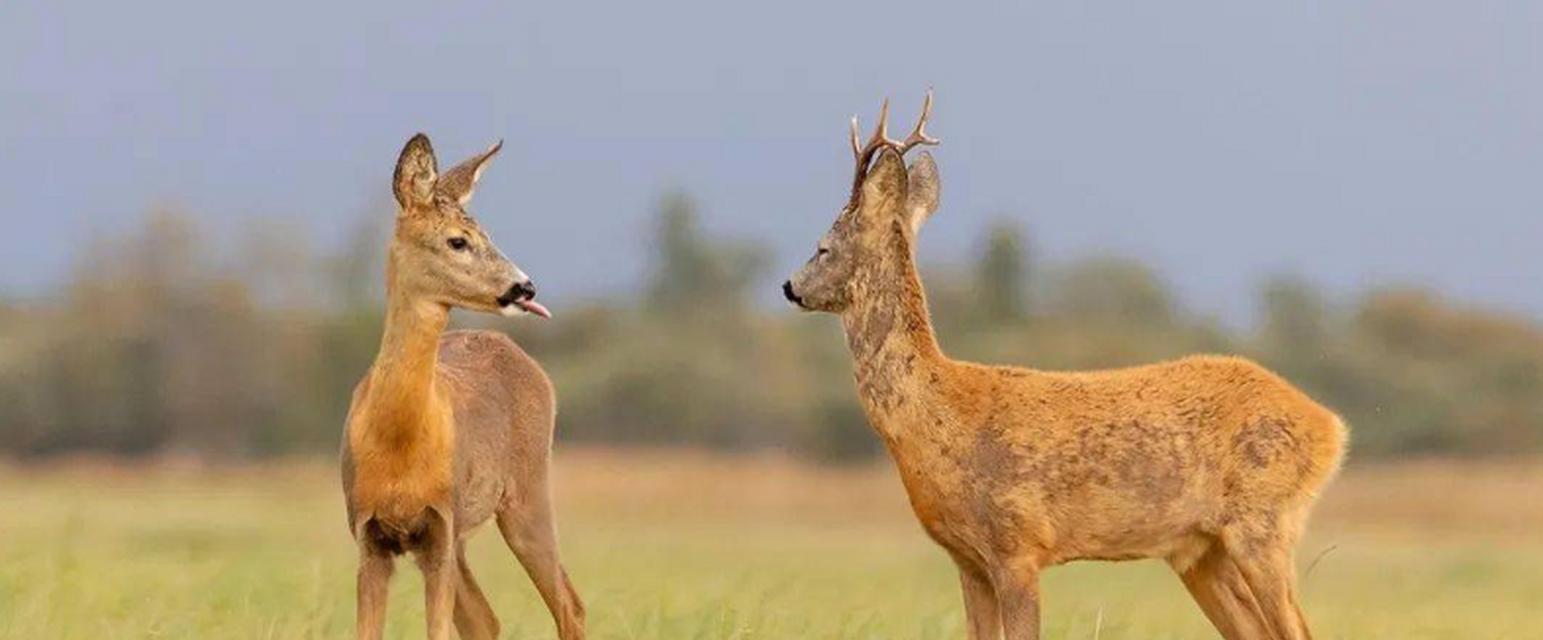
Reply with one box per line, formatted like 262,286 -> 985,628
897,90 -> 940,154
846,90 -> 939,210
850,98 -> 891,168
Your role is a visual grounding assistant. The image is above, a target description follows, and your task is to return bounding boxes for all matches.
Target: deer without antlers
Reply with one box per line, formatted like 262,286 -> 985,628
341,134 -> 585,640
783,92 -> 1347,640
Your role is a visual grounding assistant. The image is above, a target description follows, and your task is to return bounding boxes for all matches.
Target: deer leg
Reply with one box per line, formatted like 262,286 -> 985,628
953,557 -> 1003,640
497,486 -> 587,640
414,515 -> 457,640
356,542 -> 395,640
1288,590 -> 1312,640
1216,553 -> 1276,639
1173,545 -> 1272,640
452,541 -> 501,640
992,559 -> 1041,640
1223,530 -> 1312,640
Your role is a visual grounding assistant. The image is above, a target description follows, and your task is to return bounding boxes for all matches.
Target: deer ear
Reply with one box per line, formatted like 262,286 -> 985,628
904,152 -> 940,233
860,148 -> 910,216
392,133 -> 439,210
437,139 -> 503,206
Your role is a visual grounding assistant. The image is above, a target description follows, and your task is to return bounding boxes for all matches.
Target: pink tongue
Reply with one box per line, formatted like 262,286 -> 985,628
516,299 -> 552,319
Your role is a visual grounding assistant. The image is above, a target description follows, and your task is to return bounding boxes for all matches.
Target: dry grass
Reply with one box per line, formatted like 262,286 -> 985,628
2,451 -> 1541,639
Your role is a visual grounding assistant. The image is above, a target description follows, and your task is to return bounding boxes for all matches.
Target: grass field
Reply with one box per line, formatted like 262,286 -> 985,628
2,451 -> 1541,639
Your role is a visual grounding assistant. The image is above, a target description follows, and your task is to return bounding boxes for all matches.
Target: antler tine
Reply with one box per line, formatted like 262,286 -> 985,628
898,89 -> 940,153
850,116 -> 863,160
854,98 -> 896,166
872,98 -> 891,146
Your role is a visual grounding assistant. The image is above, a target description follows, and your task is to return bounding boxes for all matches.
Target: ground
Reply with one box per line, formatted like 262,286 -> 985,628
2,451 -> 1540,639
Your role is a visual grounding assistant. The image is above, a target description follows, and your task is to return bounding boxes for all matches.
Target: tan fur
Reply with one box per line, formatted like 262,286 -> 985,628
787,126 -> 1346,640
341,134 -> 585,640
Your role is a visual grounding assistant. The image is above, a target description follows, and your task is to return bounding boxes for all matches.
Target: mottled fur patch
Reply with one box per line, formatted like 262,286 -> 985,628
1234,418 -> 1298,469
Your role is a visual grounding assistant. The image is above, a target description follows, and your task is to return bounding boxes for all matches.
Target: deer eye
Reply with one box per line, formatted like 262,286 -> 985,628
816,247 -> 831,259
447,237 -> 470,251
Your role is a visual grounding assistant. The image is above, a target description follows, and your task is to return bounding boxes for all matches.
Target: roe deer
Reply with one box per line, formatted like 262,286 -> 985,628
341,134 -> 585,640
782,93 -> 1346,640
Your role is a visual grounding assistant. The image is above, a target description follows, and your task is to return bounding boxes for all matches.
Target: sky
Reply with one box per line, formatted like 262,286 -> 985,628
4,1 -> 1541,325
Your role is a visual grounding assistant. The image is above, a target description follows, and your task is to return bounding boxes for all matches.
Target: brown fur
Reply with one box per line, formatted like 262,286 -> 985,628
786,123 -> 1346,640
341,134 -> 585,640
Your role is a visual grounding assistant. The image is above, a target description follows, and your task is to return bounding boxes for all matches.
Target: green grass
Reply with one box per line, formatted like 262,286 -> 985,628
1,455 -> 1540,639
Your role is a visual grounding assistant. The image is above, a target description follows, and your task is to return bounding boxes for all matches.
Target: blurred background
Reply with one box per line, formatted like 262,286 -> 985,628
3,2 -> 1542,638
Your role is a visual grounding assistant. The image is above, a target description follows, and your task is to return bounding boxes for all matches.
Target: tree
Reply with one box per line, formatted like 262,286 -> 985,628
975,220 -> 1029,323
1258,275 -> 1329,355
1046,257 -> 1175,326
645,190 -> 767,314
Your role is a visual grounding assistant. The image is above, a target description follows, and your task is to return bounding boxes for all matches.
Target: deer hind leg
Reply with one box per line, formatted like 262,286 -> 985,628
1222,525 -> 1313,640
496,484 -> 587,640
1172,544 -> 1272,640
951,554 -> 1003,640
355,542 -> 395,640
452,541 -> 501,640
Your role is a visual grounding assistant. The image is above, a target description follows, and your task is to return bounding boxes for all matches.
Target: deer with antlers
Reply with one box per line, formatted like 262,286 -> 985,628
782,93 -> 1347,640
341,134 -> 585,640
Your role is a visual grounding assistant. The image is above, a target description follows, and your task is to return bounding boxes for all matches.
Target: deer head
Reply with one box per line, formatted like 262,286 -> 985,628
783,92 -> 942,313
387,133 -> 550,319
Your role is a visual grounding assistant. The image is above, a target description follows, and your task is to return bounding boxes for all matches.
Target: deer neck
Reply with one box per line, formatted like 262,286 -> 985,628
359,271 -> 451,446
840,228 -> 947,438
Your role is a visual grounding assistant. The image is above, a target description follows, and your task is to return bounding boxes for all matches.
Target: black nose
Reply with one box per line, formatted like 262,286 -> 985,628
497,280 -> 536,307
782,280 -> 802,305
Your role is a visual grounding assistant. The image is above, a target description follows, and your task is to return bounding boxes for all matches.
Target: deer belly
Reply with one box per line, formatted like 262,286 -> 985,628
905,463 -> 1215,566
1042,490 -> 1214,565
452,470 -> 504,530
1048,521 -> 1205,564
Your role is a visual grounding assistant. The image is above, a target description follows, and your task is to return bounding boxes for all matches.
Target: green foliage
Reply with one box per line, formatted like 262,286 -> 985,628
1259,275 -> 1329,355
645,190 -> 767,315
2,198 -> 1542,460
974,219 -> 1029,323
1045,256 -> 1176,327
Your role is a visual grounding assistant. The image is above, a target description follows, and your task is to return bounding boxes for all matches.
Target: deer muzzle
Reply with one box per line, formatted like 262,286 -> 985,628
497,280 -> 551,319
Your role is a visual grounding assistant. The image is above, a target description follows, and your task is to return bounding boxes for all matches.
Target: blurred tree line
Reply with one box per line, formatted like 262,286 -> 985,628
2,197 -> 1540,461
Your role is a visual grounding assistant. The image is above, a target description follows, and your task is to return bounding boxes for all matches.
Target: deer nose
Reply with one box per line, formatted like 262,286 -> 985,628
497,280 -> 536,307
782,280 -> 803,305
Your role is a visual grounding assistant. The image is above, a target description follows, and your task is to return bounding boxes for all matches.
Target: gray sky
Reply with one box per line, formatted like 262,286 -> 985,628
4,1 -> 1541,324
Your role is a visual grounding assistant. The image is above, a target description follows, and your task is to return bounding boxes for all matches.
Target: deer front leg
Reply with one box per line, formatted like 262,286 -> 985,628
356,542 -> 395,640
950,551 -> 1002,639
955,560 -> 1003,640
414,512 -> 457,640
993,559 -> 1042,640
